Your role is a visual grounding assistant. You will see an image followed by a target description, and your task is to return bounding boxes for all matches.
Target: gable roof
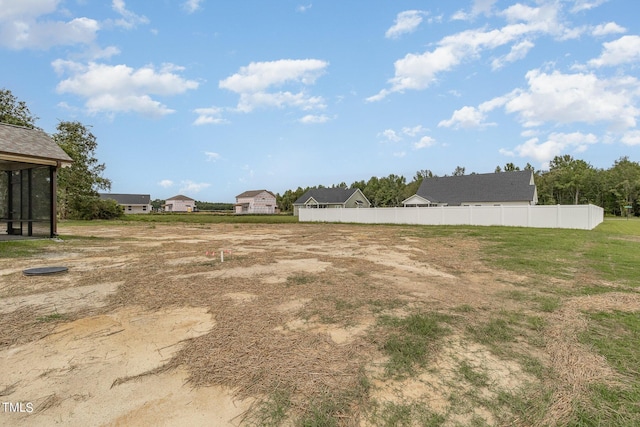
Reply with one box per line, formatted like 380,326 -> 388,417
416,170 -> 536,205
236,189 -> 276,199
294,188 -> 364,205
166,194 -> 195,201
0,122 -> 73,166
100,193 -> 151,205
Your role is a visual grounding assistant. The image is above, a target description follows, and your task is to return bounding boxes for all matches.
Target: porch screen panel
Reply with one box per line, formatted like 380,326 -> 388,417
30,166 -> 53,237
0,172 -> 7,219
12,170 -> 21,220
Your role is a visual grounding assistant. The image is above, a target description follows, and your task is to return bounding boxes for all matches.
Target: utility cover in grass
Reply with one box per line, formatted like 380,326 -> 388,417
23,266 -> 69,276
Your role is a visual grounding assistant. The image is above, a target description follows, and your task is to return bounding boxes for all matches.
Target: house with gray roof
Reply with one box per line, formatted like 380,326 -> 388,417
403,170 -> 538,207
0,122 -> 73,238
293,187 -> 371,216
163,194 -> 196,212
100,193 -> 152,214
235,189 -> 277,214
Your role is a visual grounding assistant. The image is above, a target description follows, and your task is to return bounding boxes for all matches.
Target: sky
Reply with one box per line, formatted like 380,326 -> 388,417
1,0 -> 639,202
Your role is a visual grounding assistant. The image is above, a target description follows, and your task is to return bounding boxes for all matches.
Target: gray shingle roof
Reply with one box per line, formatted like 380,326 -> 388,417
0,122 -> 73,164
166,194 -> 195,201
416,170 -> 536,205
236,189 -> 276,199
294,188 -> 360,205
99,193 -> 151,205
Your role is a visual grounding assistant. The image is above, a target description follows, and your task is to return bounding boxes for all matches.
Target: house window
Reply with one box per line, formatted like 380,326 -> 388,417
127,206 -> 132,211
143,205 -> 147,211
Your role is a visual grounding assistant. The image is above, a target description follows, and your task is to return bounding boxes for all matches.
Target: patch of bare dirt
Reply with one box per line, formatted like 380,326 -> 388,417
0,305 -> 233,426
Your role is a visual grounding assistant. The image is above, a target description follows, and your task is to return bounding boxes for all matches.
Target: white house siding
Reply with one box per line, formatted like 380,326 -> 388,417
236,191 -> 276,214
123,205 -> 151,214
236,192 -> 276,214
165,199 -> 195,212
299,205 -> 604,230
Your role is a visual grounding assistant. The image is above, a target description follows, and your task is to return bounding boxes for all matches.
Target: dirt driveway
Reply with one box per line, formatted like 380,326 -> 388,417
1,222 -> 635,426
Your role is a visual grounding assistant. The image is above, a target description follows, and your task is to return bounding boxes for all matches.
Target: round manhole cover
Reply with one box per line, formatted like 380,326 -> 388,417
23,266 -> 69,276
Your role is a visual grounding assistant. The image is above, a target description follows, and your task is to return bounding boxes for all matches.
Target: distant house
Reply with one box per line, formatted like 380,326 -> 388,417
293,188 -> 371,216
402,170 -> 538,207
235,190 -> 277,214
0,123 -> 73,238
99,193 -> 151,214
164,195 -> 196,212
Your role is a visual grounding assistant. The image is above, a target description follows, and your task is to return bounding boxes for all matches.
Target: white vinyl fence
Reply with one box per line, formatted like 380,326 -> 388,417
299,204 -> 604,230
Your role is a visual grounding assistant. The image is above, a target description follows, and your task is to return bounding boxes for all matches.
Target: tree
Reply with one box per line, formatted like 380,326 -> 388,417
452,166 -> 465,176
548,155 -> 596,205
54,121 -> 112,219
0,88 -> 38,127
605,156 -> 640,216
277,186 -> 309,213
363,174 -> 407,207
404,169 -> 433,200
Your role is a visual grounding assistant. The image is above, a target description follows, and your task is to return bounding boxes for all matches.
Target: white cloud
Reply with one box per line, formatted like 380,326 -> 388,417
591,22 -> 626,36
491,39 -> 534,70
158,179 -> 174,188
183,0 -> 204,14
53,60 -> 199,117
379,125 -> 435,149
111,0 -> 148,29
299,114 -> 330,124
0,0 -> 149,50
507,132 -> 598,163
179,180 -> 210,194
219,59 -> 328,113
385,10 -> 426,39
393,151 -> 406,158
439,106 -> 489,129
414,136 -> 436,149
0,0 -> 59,20
296,4 -> 312,13
442,65 -> 640,134
0,12 -> 99,50
204,152 -> 220,161
402,125 -> 427,137
571,0 -> 609,13
621,130 -> 640,146
472,0 -> 498,16
369,2 -> 567,101
236,91 -> 325,113
452,0 -> 497,21
588,35 -> 640,67
379,129 -> 401,142
220,59 -> 327,93
504,69 -> 639,131
193,107 -> 227,125
451,10 -> 470,21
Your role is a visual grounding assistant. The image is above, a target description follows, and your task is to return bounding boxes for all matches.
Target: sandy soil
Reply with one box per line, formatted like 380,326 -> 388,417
1,222 -> 637,426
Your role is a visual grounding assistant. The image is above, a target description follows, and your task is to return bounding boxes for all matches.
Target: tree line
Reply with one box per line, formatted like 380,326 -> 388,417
276,157 -> 640,217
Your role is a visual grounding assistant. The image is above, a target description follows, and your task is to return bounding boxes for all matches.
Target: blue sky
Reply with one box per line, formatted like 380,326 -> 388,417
1,0 -> 639,202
